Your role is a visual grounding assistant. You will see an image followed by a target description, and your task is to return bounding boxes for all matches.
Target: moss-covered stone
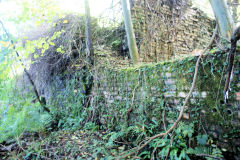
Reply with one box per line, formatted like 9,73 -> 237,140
91,50 -> 240,153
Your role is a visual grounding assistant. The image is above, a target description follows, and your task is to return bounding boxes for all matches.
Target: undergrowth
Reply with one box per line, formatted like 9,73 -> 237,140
0,79 -> 50,143
1,50 -> 239,159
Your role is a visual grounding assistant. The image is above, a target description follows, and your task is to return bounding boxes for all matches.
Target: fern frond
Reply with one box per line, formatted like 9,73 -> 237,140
187,146 -> 212,155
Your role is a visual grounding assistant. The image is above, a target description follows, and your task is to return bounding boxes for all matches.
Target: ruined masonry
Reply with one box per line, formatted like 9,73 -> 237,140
131,0 -> 214,62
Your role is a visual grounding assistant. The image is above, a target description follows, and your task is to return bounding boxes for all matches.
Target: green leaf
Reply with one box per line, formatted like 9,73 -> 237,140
34,54 -> 39,59
197,134 -> 208,145
49,41 -> 55,46
43,43 -> 49,50
160,146 -> 169,159
179,149 -> 186,159
170,148 -> 178,160
56,46 -> 64,54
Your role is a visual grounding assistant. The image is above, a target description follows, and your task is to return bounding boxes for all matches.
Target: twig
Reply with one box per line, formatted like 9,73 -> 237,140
164,135 -> 174,160
150,109 -> 172,160
113,140 -> 132,145
162,109 -> 171,135
162,110 -> 174,160
31,153 -> 52,160
118,25 -> 218,159
0,143 -> 17,151
150,134 -> 168,160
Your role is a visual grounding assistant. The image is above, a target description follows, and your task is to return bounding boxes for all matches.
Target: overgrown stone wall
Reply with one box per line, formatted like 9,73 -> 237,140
131,0 -> 215,62
92,52 -> 240,153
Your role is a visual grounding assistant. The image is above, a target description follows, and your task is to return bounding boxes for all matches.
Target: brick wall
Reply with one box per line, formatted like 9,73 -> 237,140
131,0 -> 215,62
92,52 -> 240,150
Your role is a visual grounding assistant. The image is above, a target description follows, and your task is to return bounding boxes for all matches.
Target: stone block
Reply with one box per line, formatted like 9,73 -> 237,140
178,92 -> 186,98
201,91 -> 207,98
164,91 -> 176,97
165,79 -> 175,85
235,92 -> 240,101
192,91 -> 200,97
165,72 -> 171,77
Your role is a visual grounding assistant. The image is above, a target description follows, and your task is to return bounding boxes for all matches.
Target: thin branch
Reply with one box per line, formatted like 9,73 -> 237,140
85,0 -> 94,66
224,26 -> 240,103
0,20 -> 50,113
150,134 -> 168,160
164,135 -> 174,160
118,25 -> 218,159
150,108 -> 173,159
227,2 -> 240,6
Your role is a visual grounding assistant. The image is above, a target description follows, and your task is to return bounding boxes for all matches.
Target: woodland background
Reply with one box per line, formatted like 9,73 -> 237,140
0,0 -> 240,159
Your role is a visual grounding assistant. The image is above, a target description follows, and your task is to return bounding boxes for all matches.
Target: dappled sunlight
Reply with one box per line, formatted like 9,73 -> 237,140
0,0 -> 240,159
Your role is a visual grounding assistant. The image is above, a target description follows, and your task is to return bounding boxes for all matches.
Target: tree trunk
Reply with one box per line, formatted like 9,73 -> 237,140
229,0 -> 239,22
121,0 -> 139,64
84,0 -> 94,110
85,0 -> 94,65
210,0 -> 235,39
